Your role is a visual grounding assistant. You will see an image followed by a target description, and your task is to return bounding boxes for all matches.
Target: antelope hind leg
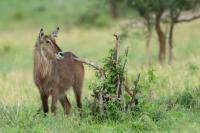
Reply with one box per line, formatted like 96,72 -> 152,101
59,94 -> 71,115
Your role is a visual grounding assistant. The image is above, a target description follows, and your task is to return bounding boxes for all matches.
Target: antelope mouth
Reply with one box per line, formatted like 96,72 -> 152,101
56,52 -> 64,60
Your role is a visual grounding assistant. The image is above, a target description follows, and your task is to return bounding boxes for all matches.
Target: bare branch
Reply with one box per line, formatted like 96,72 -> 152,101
121,19 -> 145,30
125,73 -> 140,111
175,12 -> 200,23
133,73 -> 140,93
122,47 -> 129,72
114,33 -> 120,62
114,33 -> 121,99
98,91 -> 104,117
124,77 -> 133,97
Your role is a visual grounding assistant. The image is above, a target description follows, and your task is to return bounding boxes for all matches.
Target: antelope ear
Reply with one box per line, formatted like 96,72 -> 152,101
39,28 -> 45,40
51,27 -> 59,38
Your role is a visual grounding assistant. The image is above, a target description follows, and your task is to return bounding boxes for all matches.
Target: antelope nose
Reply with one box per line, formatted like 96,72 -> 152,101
58,52 -> 64,57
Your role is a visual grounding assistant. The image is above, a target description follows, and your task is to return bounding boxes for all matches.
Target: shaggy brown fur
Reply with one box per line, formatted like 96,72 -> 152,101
34,28 -> 84,115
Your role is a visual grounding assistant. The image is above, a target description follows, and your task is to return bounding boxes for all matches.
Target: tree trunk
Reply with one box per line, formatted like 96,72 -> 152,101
168,21 -> 174,65
110,0 -> 118,19
146,20 -> 152,65
168,10 -> 180,65
155,13 -> 166,64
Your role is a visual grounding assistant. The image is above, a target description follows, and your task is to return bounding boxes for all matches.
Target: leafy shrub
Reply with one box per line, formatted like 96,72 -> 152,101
89,48 -> 128,120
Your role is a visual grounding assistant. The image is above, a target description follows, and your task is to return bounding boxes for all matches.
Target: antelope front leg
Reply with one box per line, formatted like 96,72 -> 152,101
51,89 -> 58,114
40,93 -> 49,114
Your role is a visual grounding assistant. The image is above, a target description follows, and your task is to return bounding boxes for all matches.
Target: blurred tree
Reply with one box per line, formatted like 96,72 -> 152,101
109,0 -> 120,19
152,0 -> 168,64
106,0 -> 127,19
127,0 -> 154,65
167,0 -> 200,64
128,0 -> 168,64
127,0 -> 200,64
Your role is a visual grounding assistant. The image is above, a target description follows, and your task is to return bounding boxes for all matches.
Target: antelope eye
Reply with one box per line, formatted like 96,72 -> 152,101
46,40 -> 50,43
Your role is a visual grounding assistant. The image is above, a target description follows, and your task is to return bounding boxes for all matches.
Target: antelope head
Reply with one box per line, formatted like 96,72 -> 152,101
38,27 -> 64,60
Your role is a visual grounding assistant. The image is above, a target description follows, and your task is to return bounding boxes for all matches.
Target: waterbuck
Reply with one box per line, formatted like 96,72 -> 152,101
34,27 -> 84,115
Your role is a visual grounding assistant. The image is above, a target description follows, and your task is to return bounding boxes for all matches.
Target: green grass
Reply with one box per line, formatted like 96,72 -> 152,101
0,0 -> 91,29
1,0 -> 200,132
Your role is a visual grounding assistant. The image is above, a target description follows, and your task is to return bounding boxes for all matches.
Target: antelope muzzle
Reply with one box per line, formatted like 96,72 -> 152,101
55,52 -> 64,60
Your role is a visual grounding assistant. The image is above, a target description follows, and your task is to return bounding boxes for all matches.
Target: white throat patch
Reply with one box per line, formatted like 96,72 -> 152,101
40,47 -> 48,61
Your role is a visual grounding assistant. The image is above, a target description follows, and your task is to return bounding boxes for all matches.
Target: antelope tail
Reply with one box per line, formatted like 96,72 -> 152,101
73,57 -> 103,71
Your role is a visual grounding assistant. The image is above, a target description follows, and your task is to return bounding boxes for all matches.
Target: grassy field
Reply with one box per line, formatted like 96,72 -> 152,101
0,0 -> 200,133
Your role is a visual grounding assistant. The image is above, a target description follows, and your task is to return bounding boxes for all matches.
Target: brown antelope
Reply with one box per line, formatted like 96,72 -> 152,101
34,27 -> 84,115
